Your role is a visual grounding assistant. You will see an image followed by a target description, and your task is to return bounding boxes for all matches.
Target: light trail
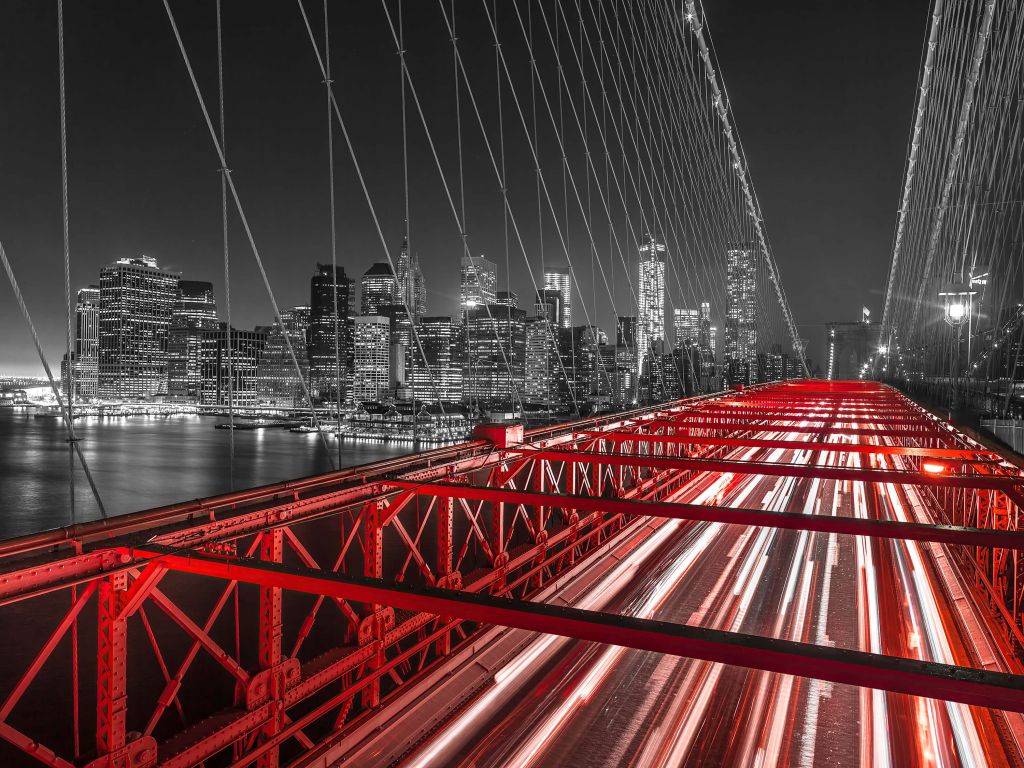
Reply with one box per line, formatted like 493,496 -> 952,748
399,398 -> 1022,768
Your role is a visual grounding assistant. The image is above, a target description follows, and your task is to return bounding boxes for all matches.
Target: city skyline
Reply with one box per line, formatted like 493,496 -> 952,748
55,241 -> 765,413
0,2 -> 927,377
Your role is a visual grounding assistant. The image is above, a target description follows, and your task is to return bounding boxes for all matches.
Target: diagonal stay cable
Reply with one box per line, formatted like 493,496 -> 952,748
1,241 -> 107,517
162,0 -> 336,466
294,0 -> 456,441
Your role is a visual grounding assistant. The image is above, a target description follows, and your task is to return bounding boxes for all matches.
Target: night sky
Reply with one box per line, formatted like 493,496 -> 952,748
0,0 -> 928,376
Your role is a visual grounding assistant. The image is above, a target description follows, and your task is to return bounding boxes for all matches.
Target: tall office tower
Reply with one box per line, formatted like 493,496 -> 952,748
378,303 -> 412,390
394,238 -> 427,321
560,325 -> 604,405
599,343 -> 621,403
308,263 -> 356,403
525,317 -> 561,408
459,255 -> 497,315
199,324 -> 266,407
168,281 -> 219,402
637,235 -> 667,379
674,308 -> 700,349
543,266 -> 573,328
697,302 -> 713,353
257,306 -> 310,407
352,316 -> 391,402
614,315 -> 639,404
465,304 -> 526,407
534,289 -> 564,326
725,244 -> 757,384
410,316 -> 463,404
98,256 -> 178,399
173,281 -> 218,327
361,262 -> 397,316
496,290 -> 518,309
63,285 -> 100,400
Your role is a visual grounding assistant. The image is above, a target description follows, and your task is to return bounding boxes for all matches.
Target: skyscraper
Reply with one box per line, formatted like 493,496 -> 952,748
637,235 -> 666,379
308,263 -> 355,403
168,281 -> 219,402
725,244 -> 757,384
410,316 -> 462,404
63,286 -> 100,400
199,324 -> 266,407
673,308 -> 700,349
460,255 -> 497,315
525,317 -> 561,408
352,316 -> 391,402
543,266 -> 573,329
98,256 -> 178,399
257,306 -> 310,407
534,289 -> 564,326
465,303 -> 526,407
616,315 -> 639,404
361,262 -> 397,316
394,238 -> 427,321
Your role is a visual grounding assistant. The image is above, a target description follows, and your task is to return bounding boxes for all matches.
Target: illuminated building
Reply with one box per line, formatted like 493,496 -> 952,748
61,286 -> 100,400
410,316 -> 462,404
308,263 -> 355,403
674,307 -> 700,349
725,243 -> 757,384
361,262 -> 398,316
637,235 -> 667,379
464,304 -> 526,407
257,306 -> 310,408
543,266 -> 573,328
394,238 -> 426,321
352,316 -> 390,402
168,280 -> 219,402
459,255 -> 497,316
98,256 -> 178,399
199,324 -> 266,407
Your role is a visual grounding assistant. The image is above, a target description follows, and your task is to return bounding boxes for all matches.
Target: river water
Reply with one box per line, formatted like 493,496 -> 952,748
0,407 -> 412,542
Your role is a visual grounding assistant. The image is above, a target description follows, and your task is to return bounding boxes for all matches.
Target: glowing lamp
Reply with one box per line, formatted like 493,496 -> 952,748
921,462 -> 946,474
946,303 -> 966,322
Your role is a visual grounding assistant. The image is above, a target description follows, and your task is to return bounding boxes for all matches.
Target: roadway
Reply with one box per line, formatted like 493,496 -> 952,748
343,417 -> 1024,767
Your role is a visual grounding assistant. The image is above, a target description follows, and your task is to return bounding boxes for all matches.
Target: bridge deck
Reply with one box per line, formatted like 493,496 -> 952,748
0,381 -> 1022,767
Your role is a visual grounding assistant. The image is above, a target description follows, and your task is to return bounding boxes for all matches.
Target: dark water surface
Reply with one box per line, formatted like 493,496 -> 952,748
0,407 -> 411,541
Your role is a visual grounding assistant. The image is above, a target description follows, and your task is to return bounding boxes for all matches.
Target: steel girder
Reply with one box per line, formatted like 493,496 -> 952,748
0,381 -> 1022,767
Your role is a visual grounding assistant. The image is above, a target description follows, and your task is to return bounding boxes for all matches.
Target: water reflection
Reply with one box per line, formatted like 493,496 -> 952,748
0,408 -> 410,541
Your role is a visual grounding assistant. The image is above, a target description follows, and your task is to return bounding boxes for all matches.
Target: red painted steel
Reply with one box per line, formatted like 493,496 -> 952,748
0,380 -> 1021,767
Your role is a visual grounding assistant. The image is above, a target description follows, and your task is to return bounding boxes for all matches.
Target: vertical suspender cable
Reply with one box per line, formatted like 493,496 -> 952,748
215,0 -> 235,488
324,0 -> 342,462
906,0 -> 996,336
881,0 -> 943,347
402,0 -> 414,444
56,0 -> 79,525
55,1 -> 83,755
296,0 -> 455,443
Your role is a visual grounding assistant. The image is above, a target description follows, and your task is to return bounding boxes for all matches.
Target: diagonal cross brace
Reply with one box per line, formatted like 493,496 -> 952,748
131,544 -> 1024,713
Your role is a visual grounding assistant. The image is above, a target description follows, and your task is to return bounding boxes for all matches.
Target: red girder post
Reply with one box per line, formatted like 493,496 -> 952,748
437,496 -> 454,656
532,458 -> 547,589
257,529 -> 284,768
362,501 -> 384,709
96,573 -> 128,761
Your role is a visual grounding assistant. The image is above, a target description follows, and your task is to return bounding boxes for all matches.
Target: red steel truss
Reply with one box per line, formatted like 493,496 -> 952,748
0,380 -> 1022,767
